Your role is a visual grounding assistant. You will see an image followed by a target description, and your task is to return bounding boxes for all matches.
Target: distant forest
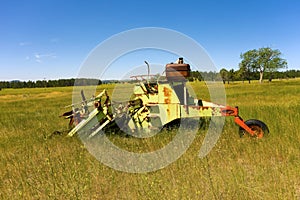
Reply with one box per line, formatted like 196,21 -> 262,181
189,69 -> 300,83
0,78 -> 102,89
1,69 -> 300,89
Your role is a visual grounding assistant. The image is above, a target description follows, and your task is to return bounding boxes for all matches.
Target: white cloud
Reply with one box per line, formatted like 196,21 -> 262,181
34,53 -> 56,63
19,42 -> 31,46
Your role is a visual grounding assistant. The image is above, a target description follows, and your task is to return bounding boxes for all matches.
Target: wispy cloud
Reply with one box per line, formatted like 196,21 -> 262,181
35,59 -> 42,63
34,53 -> 57,63
19,42 -> 31,46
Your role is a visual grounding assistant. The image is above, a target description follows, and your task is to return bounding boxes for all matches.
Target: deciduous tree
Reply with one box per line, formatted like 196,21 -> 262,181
239,47 -> 287,83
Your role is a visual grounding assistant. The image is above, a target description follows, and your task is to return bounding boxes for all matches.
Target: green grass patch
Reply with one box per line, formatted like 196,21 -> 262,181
0,80 -> 299,199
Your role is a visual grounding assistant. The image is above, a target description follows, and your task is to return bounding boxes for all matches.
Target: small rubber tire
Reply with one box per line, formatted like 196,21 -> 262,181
239,119 -> 269,138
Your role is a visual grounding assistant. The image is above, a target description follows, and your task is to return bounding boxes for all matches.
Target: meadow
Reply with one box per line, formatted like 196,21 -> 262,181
0,79 -> 299,199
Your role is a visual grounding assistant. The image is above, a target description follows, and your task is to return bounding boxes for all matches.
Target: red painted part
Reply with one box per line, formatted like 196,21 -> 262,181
220,106 -> 239,116
219,106 -> 255,136
234,116 -> 256,136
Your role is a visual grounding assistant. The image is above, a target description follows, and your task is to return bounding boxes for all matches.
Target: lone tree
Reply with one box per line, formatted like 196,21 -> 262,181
239,47 -> 287,83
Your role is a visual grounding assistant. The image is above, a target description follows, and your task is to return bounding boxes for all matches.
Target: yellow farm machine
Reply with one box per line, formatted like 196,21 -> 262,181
61,58 -> 269,139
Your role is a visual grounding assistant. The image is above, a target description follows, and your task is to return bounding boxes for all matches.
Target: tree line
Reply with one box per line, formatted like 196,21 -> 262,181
189,69 -> 300,83
2,68 -> 299,90
0,78 -> 102,89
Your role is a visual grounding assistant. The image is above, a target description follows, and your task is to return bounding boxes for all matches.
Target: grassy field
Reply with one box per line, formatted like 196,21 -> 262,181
0,79 -> 299,199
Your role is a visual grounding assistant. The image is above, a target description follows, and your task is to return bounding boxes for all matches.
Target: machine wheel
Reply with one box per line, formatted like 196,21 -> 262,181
239,119 -> 269,138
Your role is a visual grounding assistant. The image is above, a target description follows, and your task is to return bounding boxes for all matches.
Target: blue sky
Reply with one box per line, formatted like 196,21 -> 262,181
1,0 -> 300,81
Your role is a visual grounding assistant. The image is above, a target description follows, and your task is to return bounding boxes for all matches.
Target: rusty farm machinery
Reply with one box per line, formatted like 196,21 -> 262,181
61,58 -> 269,139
